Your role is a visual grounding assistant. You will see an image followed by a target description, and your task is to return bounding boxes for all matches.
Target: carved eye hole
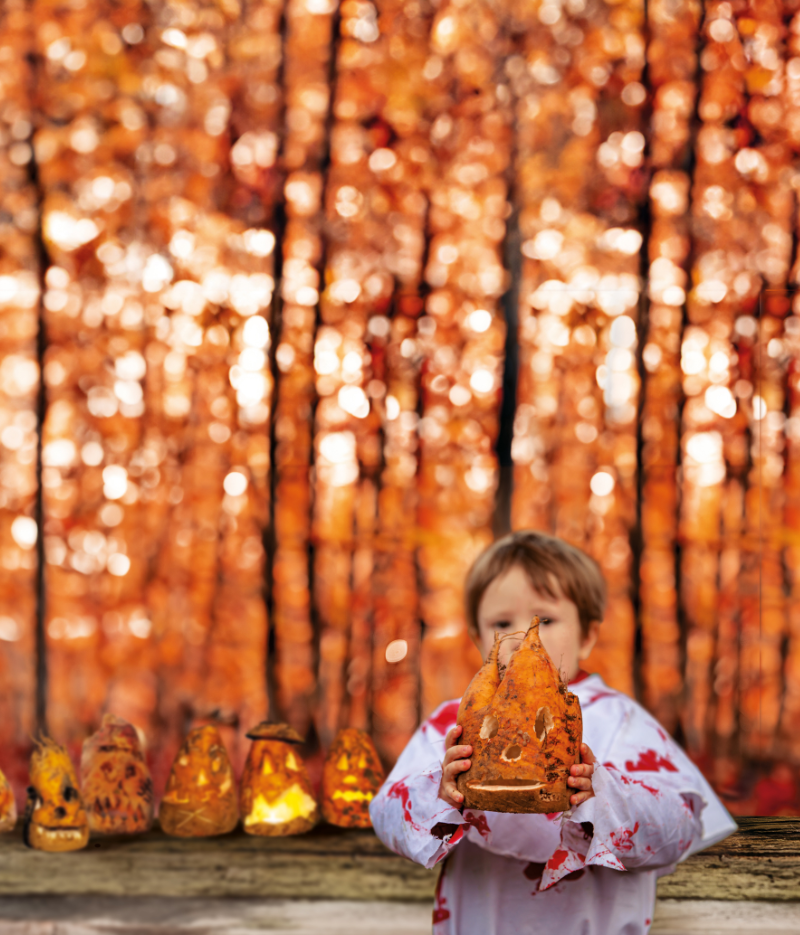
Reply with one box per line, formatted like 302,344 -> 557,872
480,714 -> 498,740
63,786 -> 78,802
534,706 -> 554,743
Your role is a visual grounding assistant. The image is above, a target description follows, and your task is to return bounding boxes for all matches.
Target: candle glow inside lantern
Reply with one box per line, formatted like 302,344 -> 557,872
159,725 -> 239,838
321,727 -> 385,828
240,722 -> 319,837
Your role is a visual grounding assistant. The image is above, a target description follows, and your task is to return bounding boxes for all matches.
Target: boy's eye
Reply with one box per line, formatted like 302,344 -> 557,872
493,620 -> 512,630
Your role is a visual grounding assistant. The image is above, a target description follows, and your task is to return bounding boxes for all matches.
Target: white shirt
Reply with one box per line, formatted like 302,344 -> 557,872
370,673 -> 737,935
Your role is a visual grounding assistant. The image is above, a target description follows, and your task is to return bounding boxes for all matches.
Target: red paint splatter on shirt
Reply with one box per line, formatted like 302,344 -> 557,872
462,810 -> 491,839
388,779 -> 422,831
546,848 -> 570,871
433,859 -> 451,924
625,749 -> 678,773
645,919 -> 651,927
605,762 -> 660,796
609,822 -> 639,852
546,811 -> 561,821
424,701 -> 460,737
586,690 -> 618,705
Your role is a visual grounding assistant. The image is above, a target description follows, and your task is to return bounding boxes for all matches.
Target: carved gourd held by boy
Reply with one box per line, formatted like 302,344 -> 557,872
0,766 -> 16,832
457,617 -> 583,813
159,725 -> 239,837
81,714 -> 154,836
321,728 -> 385,828
240,722 -> 319,836
23,737 -> 89,851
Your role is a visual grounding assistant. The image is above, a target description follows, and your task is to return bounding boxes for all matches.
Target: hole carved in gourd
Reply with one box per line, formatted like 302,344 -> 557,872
480,714 -> 499,740
500,744 -> 522,762
535,706 -> 554,743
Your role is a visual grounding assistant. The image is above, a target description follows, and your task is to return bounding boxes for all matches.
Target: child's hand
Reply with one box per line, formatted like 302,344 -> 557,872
568,743 -> 596,808
439,725 -> 472,808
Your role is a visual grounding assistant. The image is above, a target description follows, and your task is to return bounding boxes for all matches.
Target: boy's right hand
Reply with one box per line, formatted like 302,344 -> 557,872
439,725 -> 472,808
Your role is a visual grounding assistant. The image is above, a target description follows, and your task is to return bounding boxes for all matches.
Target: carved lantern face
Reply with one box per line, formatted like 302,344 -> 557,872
0,766 -> 17,833
240,723 -> 319,837
23,737 -> 89,851
321,728 -> 385,828
457,618 -> 583,814
80,714 -> 154,836
159,725 -> 239,837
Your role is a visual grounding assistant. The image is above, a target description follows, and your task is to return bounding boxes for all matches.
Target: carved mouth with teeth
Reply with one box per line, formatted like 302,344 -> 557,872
24,823 -> 90,852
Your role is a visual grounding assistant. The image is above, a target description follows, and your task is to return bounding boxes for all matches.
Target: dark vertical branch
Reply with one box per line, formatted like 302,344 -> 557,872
263,0 -> 290,722
33,300 -> 47,736
493,204 -> 520,539
26,42 -> 49,732
493,31 -> 522,541
631,0 -> 652,705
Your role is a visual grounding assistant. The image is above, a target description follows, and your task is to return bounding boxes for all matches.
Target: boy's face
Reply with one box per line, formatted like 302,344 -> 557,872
475,564 -> 599,680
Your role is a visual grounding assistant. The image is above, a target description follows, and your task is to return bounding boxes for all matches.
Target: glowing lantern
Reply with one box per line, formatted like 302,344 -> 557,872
159,725 -> 239,837
23,736 -> 89,851
457,618 -> 583,813
80,714 -> 153,836
321,728 -> 385,828
0,767 -> 17,832
240,722 -> 319,836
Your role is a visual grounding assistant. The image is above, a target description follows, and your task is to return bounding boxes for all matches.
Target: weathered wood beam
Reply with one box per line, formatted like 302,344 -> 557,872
0,818 -> 796,902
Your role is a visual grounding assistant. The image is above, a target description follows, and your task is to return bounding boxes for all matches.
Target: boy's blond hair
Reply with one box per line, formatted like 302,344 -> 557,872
465,530 -> 606,638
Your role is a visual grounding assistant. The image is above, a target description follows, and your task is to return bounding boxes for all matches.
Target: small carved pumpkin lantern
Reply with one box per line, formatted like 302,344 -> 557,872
0,766 -> 17,832
457,618 -> 583,813
23,736 -> 89,851
159,725 -> 239,837
240,722 -> 319,836
80,714 -> 154,836
321,728 -> 385,828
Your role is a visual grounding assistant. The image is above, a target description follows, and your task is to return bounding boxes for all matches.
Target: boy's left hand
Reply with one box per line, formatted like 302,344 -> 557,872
568,743 -> 595,808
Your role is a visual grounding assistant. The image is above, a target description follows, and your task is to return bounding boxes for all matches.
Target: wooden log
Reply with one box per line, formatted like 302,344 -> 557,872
0,818 -> 795,902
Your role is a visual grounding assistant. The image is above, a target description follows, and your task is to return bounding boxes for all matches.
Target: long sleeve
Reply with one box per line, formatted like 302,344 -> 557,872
541,694 -> 737,889
370,699 -> 564,868
370,701 -> 466,869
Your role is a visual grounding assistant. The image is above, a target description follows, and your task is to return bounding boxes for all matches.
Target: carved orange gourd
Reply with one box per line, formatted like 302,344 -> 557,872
240,722 -> 319,836
321,728 -> 385,828
80,714 -> 154,836
457,618 -> 583,813
23,736 -> 89,851
159,725 -> 239,837
456,633 -> 502,729
0,766 -> 17,832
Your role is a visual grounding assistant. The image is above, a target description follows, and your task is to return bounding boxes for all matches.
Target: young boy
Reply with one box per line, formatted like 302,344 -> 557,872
370,530 -> 736,934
